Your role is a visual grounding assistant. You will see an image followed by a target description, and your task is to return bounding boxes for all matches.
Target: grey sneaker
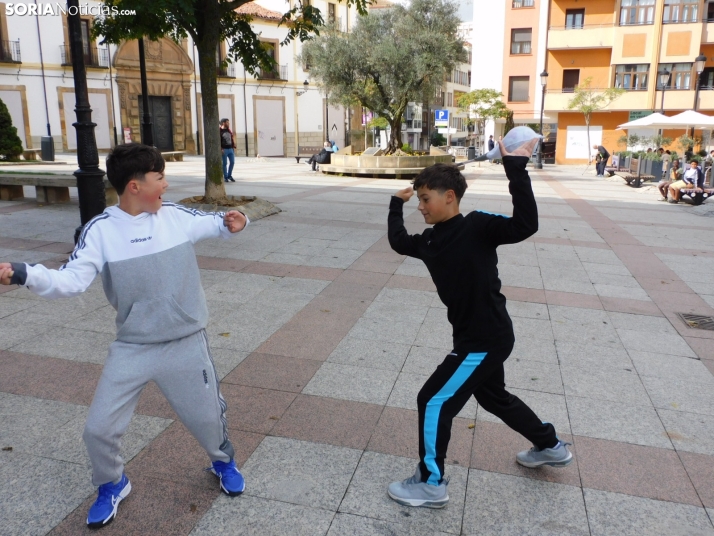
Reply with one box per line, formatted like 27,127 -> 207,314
516,441 -> 573,468
387,465 -> 449,508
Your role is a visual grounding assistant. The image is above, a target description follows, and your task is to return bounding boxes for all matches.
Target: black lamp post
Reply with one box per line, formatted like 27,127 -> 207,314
296,79 -> 309,97
692,53 -> 708,137
138,38 -> 154,147
658,69 -> 671,114
67,0 -> 105,243
535,70 -> 548,170
325,91 -> 330,143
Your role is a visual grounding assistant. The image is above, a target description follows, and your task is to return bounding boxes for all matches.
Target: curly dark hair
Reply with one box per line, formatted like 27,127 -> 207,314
412,163 -> 467,201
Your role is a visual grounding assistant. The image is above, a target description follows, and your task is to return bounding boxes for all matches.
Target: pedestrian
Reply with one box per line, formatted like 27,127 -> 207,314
331,140 -> 339,153
488,135 -> 495,163
669,158 -> 703,203
0,143 -> 249,529
658,158 -> 680,201
386,137 -> 572,509
220,118 -> 236,182
306,141 -> 333,172
494,135 -> 503,164
592,144 -> 610,176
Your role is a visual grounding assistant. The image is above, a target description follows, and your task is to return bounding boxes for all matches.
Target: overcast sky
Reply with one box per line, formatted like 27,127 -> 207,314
457,0 -> 473,21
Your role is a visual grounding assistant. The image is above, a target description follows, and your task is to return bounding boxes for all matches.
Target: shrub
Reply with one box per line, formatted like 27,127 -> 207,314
0,97 -> 23,160
401,143 -> 414,154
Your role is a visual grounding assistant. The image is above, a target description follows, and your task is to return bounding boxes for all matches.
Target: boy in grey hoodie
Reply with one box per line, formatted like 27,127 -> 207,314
0,143 -> 248,529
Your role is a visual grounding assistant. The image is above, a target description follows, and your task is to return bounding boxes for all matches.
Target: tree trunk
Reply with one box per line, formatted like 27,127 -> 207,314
196,32 -> 227,203
386,114 -> 404,155
585,115 -> 591,164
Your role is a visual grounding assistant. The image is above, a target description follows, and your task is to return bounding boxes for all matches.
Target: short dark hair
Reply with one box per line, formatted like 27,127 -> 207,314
220,118 -> 229,125
105,143 -> 165,195
412,163 -> 467,201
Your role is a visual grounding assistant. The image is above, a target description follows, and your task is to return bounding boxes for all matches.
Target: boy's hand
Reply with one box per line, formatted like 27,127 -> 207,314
224,210 -> 247,233
498,138 -> 540,158
395,186 -> 414,202
0,262 -> 14,285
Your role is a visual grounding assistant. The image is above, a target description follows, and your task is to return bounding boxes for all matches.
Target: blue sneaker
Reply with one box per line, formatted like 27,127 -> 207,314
210,459 -> 245,496
86,474 -> 131,529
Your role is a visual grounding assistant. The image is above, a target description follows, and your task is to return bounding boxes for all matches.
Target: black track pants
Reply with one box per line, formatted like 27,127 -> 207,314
417,345 -> 557,485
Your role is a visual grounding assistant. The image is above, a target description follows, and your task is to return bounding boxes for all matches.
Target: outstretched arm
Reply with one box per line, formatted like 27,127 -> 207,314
165,203 -> 249,243
388,186 -> 422,258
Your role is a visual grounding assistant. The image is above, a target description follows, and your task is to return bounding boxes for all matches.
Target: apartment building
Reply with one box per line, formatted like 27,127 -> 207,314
0,0 -> 357,157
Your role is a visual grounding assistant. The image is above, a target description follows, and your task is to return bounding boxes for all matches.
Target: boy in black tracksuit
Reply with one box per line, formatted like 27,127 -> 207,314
386,138 -> 572,509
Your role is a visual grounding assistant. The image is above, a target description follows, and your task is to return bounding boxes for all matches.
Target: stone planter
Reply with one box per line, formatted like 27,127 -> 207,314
320,153 -> 455,178
650,160 -> 664,181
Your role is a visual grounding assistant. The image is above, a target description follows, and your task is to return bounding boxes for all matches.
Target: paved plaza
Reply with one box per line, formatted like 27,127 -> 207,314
1,156 -> 714,535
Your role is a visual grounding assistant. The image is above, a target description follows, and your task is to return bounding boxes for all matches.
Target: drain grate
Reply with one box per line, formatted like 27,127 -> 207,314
677,313 -> 714,331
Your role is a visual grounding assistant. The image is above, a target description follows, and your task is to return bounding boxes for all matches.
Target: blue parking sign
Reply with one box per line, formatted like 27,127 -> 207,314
434,109 -> 449,127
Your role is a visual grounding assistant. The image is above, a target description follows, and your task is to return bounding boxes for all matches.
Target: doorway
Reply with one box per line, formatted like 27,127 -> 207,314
138,96 -> 174,151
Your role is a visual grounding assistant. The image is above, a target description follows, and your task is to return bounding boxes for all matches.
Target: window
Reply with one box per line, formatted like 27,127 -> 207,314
614,64 -> 649,90
708,1 -> 714,22
562,69 -> 580,92
328,3 -> 336,23
700,67 -> 714,89
664,0 -> 698,23
510,28 -> 532,55
508,76 -> 530,102
619,0 -> 655,25
512,0 -> 534,7
565,8 -> 585,29
452,69 -> 469,86
658,63 -> 692,89
258,40 -> 280,79
447,92 -> 453,107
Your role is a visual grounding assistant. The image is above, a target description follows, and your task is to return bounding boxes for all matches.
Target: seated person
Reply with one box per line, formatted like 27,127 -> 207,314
669,159 -> 703,204
658,159 -> 680,201
306,142 -> 333,171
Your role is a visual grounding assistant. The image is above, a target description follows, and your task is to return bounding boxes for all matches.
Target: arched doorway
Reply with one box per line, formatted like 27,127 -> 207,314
114,38 -> 196,153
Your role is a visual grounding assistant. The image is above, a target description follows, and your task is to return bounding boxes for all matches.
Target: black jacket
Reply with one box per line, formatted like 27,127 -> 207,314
488,139 -> 495,151
597,145 -> 610,159
315,149 -> 332,164
388,156 -> 537,352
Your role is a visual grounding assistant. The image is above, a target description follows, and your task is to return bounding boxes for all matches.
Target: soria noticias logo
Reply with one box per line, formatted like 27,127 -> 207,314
5,3 -> 136,16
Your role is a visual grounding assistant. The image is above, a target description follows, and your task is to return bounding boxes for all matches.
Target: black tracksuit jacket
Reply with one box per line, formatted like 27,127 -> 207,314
388,156 -> 538,353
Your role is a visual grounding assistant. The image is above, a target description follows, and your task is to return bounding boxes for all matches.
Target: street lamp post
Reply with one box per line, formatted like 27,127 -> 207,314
325,91 -> 330,143
295,81 -> 309,150
692,53 -> 708,137
67,0 -> 105,243
658,69 -> 671,114
535,70 -> 548,170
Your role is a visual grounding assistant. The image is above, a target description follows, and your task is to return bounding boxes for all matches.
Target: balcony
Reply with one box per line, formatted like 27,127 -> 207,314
258,64 -> 288,80
544,88 -> 650,112
217,63 -> 236,78
0,40 -> 20,63
548,24 -> 614,49
60,45 -> 109,68
703,22 -> 714,43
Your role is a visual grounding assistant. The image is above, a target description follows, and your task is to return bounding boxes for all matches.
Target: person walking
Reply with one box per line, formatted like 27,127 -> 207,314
220,118 -> 236,182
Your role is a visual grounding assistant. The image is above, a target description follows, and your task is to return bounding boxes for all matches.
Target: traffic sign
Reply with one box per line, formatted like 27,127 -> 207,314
435,109 -> 449,127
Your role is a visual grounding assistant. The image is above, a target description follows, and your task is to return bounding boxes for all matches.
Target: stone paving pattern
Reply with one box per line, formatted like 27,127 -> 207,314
1,157 -> 714,535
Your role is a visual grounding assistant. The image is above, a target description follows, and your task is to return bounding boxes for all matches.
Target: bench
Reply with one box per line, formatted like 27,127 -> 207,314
161,151 -> 185,162
0,174 -> 117,205
605,156 -> 628,177
680,187 -> 714,206
22,149 -> 42,161
294,146 -> 323,164
620,157 -> 654,188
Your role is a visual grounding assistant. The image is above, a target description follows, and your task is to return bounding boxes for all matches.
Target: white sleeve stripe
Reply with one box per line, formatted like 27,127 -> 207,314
69,213 -> 110,261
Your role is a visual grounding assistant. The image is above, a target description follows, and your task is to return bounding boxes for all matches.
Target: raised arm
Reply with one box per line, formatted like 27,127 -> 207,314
387,188 -> 422,258
165,203 -> 248,243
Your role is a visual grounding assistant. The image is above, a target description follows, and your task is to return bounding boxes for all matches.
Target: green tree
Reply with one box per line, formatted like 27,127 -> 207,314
0,97 -> 23,160
456,89 -> 508,152
566,77 -> 625,162
503,110 -> 515,136
93,0 -> 367,203
301,0 -> 466,154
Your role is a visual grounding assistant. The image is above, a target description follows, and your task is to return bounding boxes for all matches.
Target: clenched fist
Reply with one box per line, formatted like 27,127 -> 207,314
395,186 -> 414,202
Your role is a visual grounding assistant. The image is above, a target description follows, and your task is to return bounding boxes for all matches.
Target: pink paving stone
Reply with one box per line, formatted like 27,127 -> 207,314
240,261 -> 292,277
686,337 -> 714,360
679,451 -> 714,508
599,296 -> 663,317
348,258 -> 401,274
545,290 -> 603,309
256,328 -> 346,360
333,268 -> 392,288
271,394 -> 383,450
636,277 -> 695,294
649,290 -> 714,314
220,384 -> 296,434
222,352 -> 322,393
575,436 -> 701,506
386,274 -> 437,292
702,359 -> 714,377
501,286 -> 547,304
196,256 -> 253,273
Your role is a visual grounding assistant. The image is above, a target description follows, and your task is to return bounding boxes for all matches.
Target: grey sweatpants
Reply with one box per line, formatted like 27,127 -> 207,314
83,330 -> 234,487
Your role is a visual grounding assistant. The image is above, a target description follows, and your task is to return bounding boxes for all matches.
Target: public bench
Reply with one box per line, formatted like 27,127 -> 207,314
294,145 -> 323,164
679,186 -> 714,206
22,149 -> 42,161
620,157 -> 654,188
0,174 -> 117,205
604,155 -> 628,177
161,151 -> 185,162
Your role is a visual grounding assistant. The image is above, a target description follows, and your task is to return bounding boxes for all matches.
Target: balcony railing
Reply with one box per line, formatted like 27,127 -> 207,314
217,63 -> 236,78
60,45 -> 109,68
0,40 -> 21,63
258,64 -> 288,80
512,0 -> 534,7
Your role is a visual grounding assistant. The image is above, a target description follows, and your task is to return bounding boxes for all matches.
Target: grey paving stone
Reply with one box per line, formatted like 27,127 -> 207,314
582,261 -> 632,276
584,488 -> 714,536
561,365 -> 651,406
303,362 -> 399,405
511,317 -> 555,342
478,388 -> 571,435
629,350 -> 714,384
0,297 -> 36,319
498,264 -> 544,289
552,320 -> 622,349
542,278 -> 596,295
555,341 -> 633,370
594,283 -> 651,301
373,287 -> 435,307
642,375 -> 714,416
0,450 -> 94,536
575,246 -> 624,265
339,451 -> 468,535
9,326 -> 115,364
568,395 -> 671,448
210,348 -> 250,379
506,300 -> 550,320
349,317 -> 423,346
511,337 -> 559,364
616,329 -> 698,358
402,345 -> 452,375
462,469 -> 589,536
327,513 -> 452,536
327,336 -> 410,372
276,277 -> 331,295
191,495 -> 334,536
606,312 -> 677,333
549,305 -> 610,325
394,262 -> 430,278
309,250 -> 365,269
203,273 -> 274,304
386,371 -> 477,420
657,409 -> 714,455
587,272 -> 643,288
241,436 -> 362,511
363,301 -> 430,325
504,358 -> 564,395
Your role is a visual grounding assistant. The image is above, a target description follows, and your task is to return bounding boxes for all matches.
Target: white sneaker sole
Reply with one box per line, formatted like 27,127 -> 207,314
387,490 -> 449,508
516,453 -> 573,468
86,480 -> 131,529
